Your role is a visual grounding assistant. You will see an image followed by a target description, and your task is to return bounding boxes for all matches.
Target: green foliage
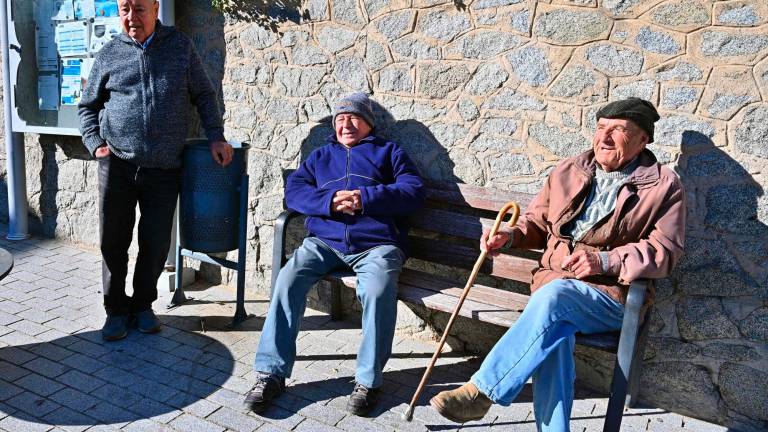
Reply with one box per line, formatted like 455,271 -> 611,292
209,0 -> 306,31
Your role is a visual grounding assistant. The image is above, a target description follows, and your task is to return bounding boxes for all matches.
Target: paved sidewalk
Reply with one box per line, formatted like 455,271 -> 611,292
0,234 -> 727,432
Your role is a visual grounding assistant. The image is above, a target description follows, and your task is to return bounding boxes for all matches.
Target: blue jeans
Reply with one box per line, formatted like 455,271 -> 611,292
471,279 -> 624,432
254,237 -> 405,388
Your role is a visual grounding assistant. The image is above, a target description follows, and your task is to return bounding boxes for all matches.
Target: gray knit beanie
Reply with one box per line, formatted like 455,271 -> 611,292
596,98 -> 660,142
332,92 -> 375,128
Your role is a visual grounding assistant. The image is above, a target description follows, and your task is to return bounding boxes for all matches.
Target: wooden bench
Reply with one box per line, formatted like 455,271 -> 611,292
272,181 -> 652,432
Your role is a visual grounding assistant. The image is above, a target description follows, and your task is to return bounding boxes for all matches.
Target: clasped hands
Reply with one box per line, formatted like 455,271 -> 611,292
480,229 -> 602,279
333,190 -> 362,215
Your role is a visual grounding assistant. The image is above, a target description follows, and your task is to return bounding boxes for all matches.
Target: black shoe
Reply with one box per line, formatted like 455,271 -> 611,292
101,315 -> 129,341
244,372 -> 285,413
132,310 -> 161,334
346,382 -> 379,417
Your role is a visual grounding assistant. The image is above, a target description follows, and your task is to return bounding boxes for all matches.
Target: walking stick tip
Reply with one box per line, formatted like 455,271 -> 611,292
402,406 -> 414,421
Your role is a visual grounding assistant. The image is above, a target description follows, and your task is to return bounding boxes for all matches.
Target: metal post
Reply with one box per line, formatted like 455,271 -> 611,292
231,174 -> 249,327
1,0 -> 29,240
158,0 -> 176,268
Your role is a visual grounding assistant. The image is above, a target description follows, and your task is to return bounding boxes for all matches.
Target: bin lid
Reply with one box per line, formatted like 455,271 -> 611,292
184,138 -> 251,150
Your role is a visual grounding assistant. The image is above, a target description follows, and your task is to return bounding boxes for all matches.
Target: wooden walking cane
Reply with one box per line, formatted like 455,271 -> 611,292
402,201 -> 521,421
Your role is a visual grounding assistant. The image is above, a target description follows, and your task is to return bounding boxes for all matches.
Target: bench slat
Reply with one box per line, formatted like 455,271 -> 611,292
425,182 -> 535,212
408,237 -> 537,283
410,208 -> 486,240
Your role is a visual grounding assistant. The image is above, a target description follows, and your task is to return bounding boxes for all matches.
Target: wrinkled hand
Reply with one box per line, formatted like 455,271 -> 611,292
210,140 -> 233,166
561,250 -> 601,279
480,229 -> 510,256
332,190 -> 361,215
95,145 -> 111,158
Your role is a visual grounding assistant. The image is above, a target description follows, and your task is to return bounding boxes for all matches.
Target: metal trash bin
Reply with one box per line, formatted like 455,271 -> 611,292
179,139 -> 250,253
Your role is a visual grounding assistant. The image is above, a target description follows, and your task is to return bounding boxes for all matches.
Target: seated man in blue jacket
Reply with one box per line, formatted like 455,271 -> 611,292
245,93 -> 425,416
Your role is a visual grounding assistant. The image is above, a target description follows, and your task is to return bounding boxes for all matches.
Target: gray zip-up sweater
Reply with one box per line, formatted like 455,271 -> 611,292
78,22 -> 224,169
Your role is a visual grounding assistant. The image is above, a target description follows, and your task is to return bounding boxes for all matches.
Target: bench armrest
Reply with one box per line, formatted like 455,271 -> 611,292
271,209 -> 302,294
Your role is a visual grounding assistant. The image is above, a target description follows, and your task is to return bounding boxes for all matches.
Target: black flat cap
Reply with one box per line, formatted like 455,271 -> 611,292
596,98 -> 660,142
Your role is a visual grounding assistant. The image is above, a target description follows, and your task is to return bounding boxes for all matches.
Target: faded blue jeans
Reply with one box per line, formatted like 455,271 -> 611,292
471,278 -> 624,432
254,237 -> 405,388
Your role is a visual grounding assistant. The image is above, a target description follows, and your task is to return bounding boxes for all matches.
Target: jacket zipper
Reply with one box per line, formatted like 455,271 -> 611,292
344,146 -> 351,251
141,48 -> 154,138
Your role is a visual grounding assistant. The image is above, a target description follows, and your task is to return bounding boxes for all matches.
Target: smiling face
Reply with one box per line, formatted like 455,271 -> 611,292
592,118 -> 649,172
119,0 -> 159,43
334,113 -> 372,147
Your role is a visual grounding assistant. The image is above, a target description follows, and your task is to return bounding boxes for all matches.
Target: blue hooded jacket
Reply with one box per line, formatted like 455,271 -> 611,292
287,134 -> 425,255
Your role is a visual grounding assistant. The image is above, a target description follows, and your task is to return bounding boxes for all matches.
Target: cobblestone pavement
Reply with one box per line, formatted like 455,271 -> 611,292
0,234 -> 727,432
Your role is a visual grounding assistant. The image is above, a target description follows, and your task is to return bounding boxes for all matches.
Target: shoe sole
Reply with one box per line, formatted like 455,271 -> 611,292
346,403 -> 372,417
245,401 -> 270,414
138,325 -> 161,334
429,396 -> 483,424
102,330 -> 128,341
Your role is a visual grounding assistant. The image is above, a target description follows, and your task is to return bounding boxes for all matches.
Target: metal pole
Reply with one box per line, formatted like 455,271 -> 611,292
1,0 -> 29,240
158,0 -> 175,26
159,0 -> 176,268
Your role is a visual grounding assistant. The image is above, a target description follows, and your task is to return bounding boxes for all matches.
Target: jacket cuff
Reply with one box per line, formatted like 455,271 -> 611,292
604,250 -> 623,276
503,228 -> 523,249
205,128 -> 226,143
83,135 -> 106,157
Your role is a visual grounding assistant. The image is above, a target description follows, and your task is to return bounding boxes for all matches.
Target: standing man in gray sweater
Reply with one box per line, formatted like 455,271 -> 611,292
79,0 -> 232,341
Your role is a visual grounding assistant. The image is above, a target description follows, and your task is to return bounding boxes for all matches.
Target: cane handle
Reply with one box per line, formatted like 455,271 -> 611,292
488,201 -> 520,238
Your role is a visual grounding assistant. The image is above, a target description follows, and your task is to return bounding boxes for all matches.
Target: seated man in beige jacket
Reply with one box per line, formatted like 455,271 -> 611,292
430,98 -> 686,432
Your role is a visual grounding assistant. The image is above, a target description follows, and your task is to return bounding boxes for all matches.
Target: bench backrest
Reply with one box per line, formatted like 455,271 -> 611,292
406,181 -> 541,286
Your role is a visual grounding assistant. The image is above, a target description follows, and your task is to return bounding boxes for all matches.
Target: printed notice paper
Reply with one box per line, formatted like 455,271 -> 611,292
89,18 -> 122,53
38,76 -> 60,111
60,59 -> 83,106
55,21 -> 89,57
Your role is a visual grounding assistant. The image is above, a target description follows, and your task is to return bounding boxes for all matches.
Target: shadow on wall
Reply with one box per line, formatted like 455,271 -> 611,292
636,130 -> 767,424
210,0 -> 307,31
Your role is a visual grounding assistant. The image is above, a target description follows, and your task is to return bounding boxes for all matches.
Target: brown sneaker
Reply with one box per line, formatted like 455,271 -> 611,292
430,382 -> 493,423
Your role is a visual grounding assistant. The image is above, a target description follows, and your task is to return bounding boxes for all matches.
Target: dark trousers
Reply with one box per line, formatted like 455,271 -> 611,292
98,155 -> 181,315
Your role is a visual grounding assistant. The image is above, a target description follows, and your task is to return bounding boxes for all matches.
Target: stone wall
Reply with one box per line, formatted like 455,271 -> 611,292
1,0 -> 766,429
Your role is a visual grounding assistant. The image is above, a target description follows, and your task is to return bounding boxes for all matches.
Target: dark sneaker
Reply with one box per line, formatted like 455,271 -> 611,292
244,372 -> 285,413
346,382 -> 379,417
101,315 -> 129,341
133,310 -> 161,334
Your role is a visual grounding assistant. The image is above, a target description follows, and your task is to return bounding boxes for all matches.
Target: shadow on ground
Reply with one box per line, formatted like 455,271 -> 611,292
0,316 -> 235,427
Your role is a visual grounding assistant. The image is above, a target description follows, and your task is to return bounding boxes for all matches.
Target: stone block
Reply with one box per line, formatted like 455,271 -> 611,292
548,64 -> 608,104
583,42 -> 644,77
507,45 -> 552,87
693,27 -> 768,64
714,1 -> 768,27
705,183 -> 766,235
429,123 -> 469,148
646,337 -> 700,360
390,35 -> 439,60
365,38 -> 391,70
465,63 -> 508,95
305,0 -> 329,21
527,122 -> 591,157
272,66 -> 326,97
377,65 -> 413,93
603,0 -> 643,16
280,30 -> 309,47
334,56 -> 370,92
649,0 -> 710,31
483,89 -> 547,111
448,149 -> 485,185
639,362 -> 721,419
417,9 -> 471,42
470,134 -> 522,152
445,30 -> 522,59
417,63 -> 471,99
291,45 -> 329,66
719,363 -> 768,421
316,25 -> 358,53
302,98 -> 330,122
239,25 -> 277,52
266,98 -> 298,123
684,149 -> 747,178
471,0 -> 525,9
375,10 -> 415,41
332,0 -> 363,26
654,60 -> 705,82
457,99 -> 480,121
701,342 -> 760,361
699,66 -> 758,120
610,78 -> 655,101
653,114 -> 724,150
533,6 -> 611,45
677,297 -> 740,340
660,84 -> 702,112
480,117 -> 518,135
730,103 -> 768,159
738,307 -> 768,341
635,26 -> 683,55
489,154 -> 534,179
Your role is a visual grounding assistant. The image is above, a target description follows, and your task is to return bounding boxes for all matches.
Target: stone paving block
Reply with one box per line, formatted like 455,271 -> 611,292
255,404 -> 306,431
0,416 -> 54,432
0,287 -> 34,303
80,401 -> 134,425
0,326 -> 12,338
122,418 -> 175,432
294,417 -> 340,432
56,370 -> 106,393
167,375 -> 219,399
165,392 -> 220,417
14,373 -> 66,397
207,388 -> 245,411
31,278 -> 69,291
22,298 -> 61,313
336,414 -> 395,432
0,300 -> 30,314
0,360 -> 30,381
254,423 -> 292,432
207,406 -> 264,432
169,413 -> 225,432
16,309 -> 58,325
0,331 -> 40,347
9,271 -> 44,283
42,406 -> 93,432
0,311 -> 22,326
24,356 -> 70,378
60,353 -> 105,374
9,319 -> 51,336
0,345 -> 37,365
5,391 -> 61,417
682,416 -> 728,431
48,388 -> 100,412
93,366 -> 137,388
0,379 -> 24,400
44,318 -> 85,335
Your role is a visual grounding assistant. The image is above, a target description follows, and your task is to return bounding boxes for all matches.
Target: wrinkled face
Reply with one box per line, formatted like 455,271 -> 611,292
119,0 -> 158,43
592,118 -> 648,172
334,113 -> 372,147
